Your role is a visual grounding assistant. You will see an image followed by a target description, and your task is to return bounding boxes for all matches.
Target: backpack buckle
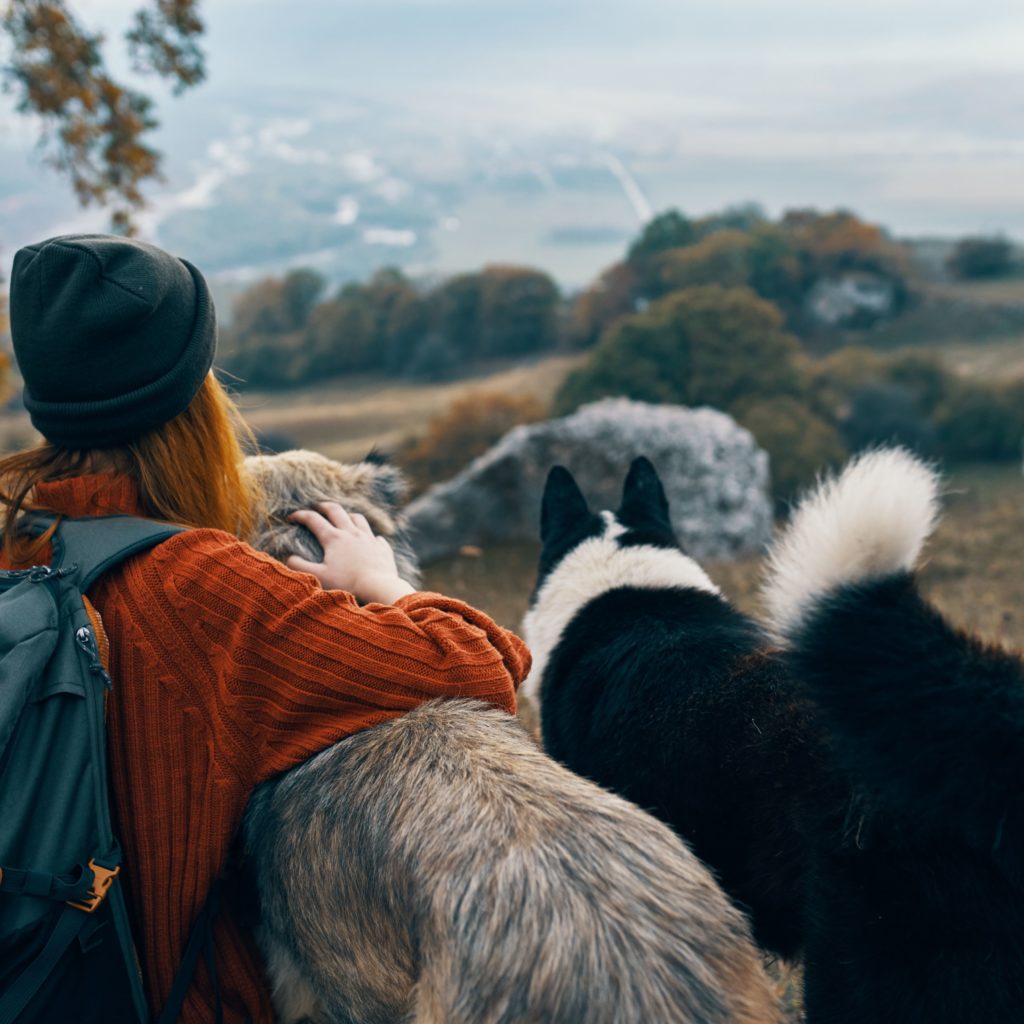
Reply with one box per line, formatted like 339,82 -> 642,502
67,859 -> 120,913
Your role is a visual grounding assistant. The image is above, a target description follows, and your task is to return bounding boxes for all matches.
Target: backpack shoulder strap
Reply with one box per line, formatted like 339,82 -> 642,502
52,515 -> 186,591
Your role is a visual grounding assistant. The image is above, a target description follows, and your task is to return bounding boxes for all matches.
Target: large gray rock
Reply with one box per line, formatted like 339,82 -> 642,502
406,399 -> 772,564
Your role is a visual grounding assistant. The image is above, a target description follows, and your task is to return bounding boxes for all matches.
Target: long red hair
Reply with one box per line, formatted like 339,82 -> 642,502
0,374 -> 261,565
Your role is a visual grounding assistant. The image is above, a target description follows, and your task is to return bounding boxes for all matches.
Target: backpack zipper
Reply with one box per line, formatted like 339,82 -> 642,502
75,626 -> 113,690
0,564 -> 78,583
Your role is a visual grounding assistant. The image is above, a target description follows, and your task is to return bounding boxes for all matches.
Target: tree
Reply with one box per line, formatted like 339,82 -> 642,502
2,0 -> 206,232
555,286 -> 805,416
433,273 -> 483,359
652,230 -> 753,296
567,261 -> 638,349
947,237 -> 1015,280
477,266 -> 559,358
627,210 -> 696,265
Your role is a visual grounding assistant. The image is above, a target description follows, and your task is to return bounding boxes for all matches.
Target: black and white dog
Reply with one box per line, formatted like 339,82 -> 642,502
523,456 -> 829,962
762,447 -> 1024,1023
528,449 -> 1024,1023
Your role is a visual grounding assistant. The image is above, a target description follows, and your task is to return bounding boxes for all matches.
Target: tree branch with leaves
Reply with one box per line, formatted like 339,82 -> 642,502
1,0 -> 206,232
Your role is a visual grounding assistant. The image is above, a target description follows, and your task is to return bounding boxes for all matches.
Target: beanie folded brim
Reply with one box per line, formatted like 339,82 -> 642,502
23,259 -> 216,448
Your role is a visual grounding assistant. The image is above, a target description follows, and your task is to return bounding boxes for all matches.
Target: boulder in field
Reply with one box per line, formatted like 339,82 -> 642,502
406,398 -> 772,564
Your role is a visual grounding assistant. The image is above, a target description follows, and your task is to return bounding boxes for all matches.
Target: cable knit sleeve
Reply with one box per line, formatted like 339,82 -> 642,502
139,529 -> 531,784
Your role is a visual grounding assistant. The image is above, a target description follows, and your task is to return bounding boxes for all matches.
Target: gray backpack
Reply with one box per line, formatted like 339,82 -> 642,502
0,516 -> 221,1024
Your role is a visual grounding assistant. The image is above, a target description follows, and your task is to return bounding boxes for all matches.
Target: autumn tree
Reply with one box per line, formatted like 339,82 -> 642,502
567,261 -> 639,349
398,391 -> 547,493
2,0 -> 206,231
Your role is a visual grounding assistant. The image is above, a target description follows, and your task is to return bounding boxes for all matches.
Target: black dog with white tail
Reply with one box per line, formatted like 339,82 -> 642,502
523,457 -> 829,961
762,448 -> 1024,1023
528,451 -> 1024,1023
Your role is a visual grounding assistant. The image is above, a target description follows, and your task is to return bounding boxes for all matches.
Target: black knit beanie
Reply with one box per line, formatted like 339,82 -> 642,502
10,234 -> 217,449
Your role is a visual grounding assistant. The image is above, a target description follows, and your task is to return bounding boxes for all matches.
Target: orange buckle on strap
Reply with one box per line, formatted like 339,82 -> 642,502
67,859 -> 120,913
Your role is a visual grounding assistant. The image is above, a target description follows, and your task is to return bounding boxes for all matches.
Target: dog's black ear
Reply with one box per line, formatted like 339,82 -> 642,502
541,466 -> 589,542
619,457 -> 672,532
370,464 -> 408,512
364,448 -> 390,467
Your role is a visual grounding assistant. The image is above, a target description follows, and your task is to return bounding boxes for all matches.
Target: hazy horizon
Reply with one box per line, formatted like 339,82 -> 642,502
3,0 -> 1023,287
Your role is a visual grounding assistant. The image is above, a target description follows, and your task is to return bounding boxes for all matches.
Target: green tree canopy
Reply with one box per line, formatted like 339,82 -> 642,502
627,210 -> 696,265
555,285 -> 804,415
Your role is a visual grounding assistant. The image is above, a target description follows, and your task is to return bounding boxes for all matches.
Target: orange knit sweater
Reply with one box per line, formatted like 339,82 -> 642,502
5,475 -> 530,1023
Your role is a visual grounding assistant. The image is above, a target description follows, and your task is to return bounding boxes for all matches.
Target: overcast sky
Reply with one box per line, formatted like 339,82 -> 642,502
2,0 -> 1023,271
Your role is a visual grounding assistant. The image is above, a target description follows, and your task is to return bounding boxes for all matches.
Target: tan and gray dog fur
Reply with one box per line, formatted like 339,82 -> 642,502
242,450 -> 780,1024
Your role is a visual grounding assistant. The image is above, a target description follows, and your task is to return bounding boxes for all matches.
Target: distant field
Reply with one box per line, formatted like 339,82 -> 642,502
923,335 -> 1024,381
234,354 -> 586,462
927,277 -> 1024,306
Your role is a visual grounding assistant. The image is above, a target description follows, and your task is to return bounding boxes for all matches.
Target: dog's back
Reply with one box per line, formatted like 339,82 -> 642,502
247,700 -> 779,1024
242,450 -> 780,1024
526,459 -> 827,960
763,448 -> 1024,1022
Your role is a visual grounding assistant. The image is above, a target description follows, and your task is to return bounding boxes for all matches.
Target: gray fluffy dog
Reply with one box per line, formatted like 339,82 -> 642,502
241,450 -> 780,1024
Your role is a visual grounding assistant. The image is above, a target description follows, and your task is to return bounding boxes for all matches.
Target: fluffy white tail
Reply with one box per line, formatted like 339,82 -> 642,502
761,448 -> 941,641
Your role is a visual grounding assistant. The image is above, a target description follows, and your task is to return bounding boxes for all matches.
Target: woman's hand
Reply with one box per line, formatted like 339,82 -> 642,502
286,503 -> 416,605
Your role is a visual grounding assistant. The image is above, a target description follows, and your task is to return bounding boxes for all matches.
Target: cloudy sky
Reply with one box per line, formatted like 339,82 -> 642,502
2,0 -> 1023,281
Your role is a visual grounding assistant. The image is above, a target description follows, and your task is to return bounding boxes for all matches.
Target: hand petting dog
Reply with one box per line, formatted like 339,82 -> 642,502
287,502 -> 416,604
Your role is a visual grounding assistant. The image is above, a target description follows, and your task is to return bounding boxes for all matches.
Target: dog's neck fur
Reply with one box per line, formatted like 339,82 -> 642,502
521,512 -> 719,703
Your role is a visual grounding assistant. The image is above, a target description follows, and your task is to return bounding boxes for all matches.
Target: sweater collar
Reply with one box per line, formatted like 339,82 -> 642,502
34,474 -> 150,519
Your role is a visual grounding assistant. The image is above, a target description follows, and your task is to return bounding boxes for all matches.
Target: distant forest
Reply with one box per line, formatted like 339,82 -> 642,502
220,206 -> 1018,388
217,208 -> 1024,502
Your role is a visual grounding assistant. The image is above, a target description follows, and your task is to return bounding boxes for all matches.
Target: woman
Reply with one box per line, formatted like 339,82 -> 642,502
1,234 -> 530,1022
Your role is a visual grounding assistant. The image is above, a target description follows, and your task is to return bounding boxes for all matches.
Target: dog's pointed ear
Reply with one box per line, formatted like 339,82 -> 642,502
619,457 -> 671,532
368,463 -> 408,512
541,466 -> 589,543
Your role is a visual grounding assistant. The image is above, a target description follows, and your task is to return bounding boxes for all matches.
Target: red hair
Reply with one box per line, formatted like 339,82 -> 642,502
0,374 -> 261,565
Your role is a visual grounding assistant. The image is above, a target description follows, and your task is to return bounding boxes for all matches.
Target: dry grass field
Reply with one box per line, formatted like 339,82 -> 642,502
423,462 -> 1024,651
233,354 -> 586,462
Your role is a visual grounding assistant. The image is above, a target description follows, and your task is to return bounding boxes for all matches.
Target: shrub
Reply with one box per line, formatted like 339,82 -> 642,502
947,237 -> 1014,280
808,348 -> 952,422
841,383 -> 936,455
733,396 -> 847,506
398,391 -> 548,493
934,381 -> 1024,461
554,286 -> 804,416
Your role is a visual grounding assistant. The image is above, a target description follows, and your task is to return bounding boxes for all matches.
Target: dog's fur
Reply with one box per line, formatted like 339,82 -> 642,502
242,450 -> 781,1024
762,448 -> 1024,1023
524,457 -> 832,961
245,449 -> 420,587
528,450 -> 1024,1023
